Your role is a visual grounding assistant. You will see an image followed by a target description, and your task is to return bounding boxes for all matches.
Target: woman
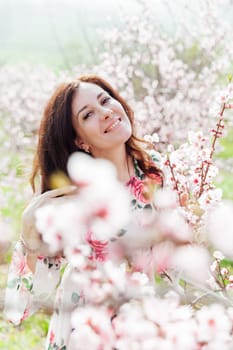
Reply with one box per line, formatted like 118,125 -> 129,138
4,75 -> 163,349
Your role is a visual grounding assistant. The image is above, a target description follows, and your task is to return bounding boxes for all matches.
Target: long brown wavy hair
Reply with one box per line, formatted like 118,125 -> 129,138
31,75 -> 163,193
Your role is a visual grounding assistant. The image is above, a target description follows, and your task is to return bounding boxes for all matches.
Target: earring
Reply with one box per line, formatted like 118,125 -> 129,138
75,139 -> 91,154
80,143 -> 91,154
85,147 -> 91,154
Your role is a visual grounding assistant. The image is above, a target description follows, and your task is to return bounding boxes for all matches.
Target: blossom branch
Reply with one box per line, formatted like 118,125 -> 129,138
198,102 -> 226,198
165,155 -> 183,206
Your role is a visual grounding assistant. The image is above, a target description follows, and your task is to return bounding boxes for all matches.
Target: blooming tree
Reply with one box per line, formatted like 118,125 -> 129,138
89,0 -> 233,147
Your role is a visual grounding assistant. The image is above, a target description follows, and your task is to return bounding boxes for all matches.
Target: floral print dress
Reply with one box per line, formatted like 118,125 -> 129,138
4,154 -> 161,350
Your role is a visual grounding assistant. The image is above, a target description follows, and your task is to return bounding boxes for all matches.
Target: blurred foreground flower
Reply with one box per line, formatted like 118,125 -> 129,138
36,153 -> 131,261
206,201 -> 233,259
68,293 -> 233,350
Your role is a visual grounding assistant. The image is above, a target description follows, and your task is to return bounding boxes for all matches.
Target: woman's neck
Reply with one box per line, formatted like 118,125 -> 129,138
92,146 -> 134,183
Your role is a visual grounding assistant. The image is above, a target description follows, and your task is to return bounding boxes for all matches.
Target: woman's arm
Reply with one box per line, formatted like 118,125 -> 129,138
4,186 -> 76,324
21,185 -> 77,271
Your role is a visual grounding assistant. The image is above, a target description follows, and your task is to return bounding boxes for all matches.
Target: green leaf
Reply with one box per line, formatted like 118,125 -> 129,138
22,277 -> 33,290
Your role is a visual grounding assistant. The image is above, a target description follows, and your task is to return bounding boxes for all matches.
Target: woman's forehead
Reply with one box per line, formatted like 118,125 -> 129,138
72,82 -> 107,116
77,82 -> 106,96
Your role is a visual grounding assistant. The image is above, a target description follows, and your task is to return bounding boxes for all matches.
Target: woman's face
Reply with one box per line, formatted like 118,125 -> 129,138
71,82 -> 132,156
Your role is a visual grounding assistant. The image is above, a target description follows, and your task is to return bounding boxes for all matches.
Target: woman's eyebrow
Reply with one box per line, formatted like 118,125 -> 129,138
97,92 -> 104,100
77,105 -> 88,117
76,92 -> 105,117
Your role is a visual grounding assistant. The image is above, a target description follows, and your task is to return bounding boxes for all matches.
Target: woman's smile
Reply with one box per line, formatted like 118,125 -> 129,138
104,118 -> 121,133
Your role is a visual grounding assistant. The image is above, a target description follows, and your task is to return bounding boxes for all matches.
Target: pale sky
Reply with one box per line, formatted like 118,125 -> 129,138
1,0 -> 233,67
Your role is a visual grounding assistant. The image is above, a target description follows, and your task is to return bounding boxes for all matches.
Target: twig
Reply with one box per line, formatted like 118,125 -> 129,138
166,155 -> 182,206
191,290 -> 222,307
198,103 -> 226,198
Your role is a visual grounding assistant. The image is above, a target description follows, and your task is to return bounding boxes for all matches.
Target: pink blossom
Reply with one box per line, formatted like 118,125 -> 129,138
195,304 -> 232,343
69,306 -> 115,350
171,245 -> 210,284
206,201 -> 233,258
67,152 -> 117,188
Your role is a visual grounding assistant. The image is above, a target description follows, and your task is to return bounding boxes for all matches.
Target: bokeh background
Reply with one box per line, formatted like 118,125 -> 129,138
0,0 -> 233,348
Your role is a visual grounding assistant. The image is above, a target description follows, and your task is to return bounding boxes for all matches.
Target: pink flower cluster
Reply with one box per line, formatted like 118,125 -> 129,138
68,294 -> 233,350
35,153 -> 131,265
164,130 -> 221,212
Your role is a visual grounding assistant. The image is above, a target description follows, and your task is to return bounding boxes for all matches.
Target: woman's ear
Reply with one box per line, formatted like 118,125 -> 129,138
74,138 -> 90,153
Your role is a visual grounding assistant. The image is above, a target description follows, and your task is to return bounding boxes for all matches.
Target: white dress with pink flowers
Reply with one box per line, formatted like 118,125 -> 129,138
4,155 -> 162,350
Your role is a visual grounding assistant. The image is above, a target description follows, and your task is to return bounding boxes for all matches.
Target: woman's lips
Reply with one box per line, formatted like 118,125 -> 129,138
104,118 -> 121,133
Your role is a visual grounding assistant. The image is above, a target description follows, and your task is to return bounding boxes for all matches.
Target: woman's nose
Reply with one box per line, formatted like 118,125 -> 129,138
101,107 -> 113,120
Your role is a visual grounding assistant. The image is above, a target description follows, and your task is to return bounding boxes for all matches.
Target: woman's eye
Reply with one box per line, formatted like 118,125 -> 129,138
83,111 -> 93,120
102,96 -> 111,105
